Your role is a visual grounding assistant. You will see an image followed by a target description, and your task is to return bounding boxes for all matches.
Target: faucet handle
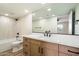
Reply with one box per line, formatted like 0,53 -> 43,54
49,34 -> 51,37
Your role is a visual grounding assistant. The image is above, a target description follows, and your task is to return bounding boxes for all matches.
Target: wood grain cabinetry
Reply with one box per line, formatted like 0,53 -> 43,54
59,44 -> 79,56
23,37 -> 79,56
23,37 -> 31,56
23,37 -> 42,56
42,42 -> 58,56
23,37 -> 58,56
30,39 -> 41,56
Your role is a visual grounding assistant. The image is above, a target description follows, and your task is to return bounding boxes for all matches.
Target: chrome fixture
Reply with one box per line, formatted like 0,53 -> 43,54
44,30 -> 51,37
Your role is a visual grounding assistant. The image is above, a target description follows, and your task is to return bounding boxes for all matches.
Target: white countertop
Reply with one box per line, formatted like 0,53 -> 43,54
23,33 -> 79,48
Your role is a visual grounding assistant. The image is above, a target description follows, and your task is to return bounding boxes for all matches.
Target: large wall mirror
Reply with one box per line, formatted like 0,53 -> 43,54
32,3 -> 77,35
75,4 -> 79,35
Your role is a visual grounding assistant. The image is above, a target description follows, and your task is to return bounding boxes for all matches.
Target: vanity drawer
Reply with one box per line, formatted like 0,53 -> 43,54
23,42 -> 30,47
23,37 -> 30,56
42,42 -> 58,50
23,37 -> 30,43
59,52 -> 69,56
23,45 -> 30,56
30,39 -> 41,45
41,42 -> 58,56
23,47 -> 30,52
59,44 -> 79,56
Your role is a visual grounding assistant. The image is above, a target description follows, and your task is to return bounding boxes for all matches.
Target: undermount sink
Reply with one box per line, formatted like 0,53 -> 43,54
30,34 -> 52,39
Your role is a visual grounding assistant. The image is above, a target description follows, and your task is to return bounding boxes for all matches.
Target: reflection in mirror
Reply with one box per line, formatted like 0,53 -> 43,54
75,20 -> 79,35
32,3 -> 77,34
57,17 -> 69,34
57,13 -> 72,34
32,16 -> 57,33
75,4 -> 79,35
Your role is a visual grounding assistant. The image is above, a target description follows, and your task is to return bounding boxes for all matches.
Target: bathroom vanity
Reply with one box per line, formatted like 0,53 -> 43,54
23,37 -> 58,56
23,34 -> 79,56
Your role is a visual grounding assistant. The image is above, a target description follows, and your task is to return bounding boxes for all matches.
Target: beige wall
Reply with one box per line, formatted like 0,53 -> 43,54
16,14 -> 32,35
0,16 -> 16,40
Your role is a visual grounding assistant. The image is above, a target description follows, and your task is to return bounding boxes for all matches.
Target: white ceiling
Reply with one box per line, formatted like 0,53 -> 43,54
33,3 -> 77,20
0,3 -> 46,19
0,3 -> 77,19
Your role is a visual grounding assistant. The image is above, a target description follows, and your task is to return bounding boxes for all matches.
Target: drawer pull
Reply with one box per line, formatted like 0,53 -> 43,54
41,48 -> 43,54
68,50 -> 79,54
25,44 -> 28,46
39,47 -> 40,53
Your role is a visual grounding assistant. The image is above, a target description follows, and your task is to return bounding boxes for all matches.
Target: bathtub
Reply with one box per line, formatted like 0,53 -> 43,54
0,38 -> 16,53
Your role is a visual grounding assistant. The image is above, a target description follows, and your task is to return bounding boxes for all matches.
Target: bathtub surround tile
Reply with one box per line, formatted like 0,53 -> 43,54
0,16 -> 16,40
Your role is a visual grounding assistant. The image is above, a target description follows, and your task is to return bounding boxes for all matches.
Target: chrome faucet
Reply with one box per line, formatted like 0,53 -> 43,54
44,30 -> 51,37
16,33 -> 20,41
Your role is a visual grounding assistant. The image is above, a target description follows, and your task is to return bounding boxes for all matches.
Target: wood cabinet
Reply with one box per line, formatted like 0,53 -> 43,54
23,37 -> 31,56
23,37 -> 58,56
59,44 -> 79,56
42,42 -> 58,56
23,37 -> 79,56
23,37 -> 42,56
30,39 -> 41,56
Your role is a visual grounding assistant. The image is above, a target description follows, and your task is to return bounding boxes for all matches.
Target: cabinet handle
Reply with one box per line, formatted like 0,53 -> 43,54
25,44 -> 28,46
39,47 -> 40,53
41,48 -> 43,54
68,50 -> 79,54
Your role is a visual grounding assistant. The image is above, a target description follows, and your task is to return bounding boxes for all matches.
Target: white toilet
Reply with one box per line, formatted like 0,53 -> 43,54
12,40 -> 23,52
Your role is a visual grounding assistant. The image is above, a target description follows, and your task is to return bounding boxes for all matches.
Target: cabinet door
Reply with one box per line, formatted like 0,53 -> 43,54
42,42 -> 58,56
30,39 -> 41,56
59,52 -> 69,56
23,37 -> 31,56
59,44 -> 79,56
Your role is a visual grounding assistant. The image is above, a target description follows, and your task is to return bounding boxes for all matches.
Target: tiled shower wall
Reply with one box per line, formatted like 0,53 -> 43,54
0,16 -> 16,40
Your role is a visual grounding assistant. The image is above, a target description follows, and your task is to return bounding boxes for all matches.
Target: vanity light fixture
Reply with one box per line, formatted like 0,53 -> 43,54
4,14 -> 8,16
47,8 -> 51,11
25,9 -> 29,13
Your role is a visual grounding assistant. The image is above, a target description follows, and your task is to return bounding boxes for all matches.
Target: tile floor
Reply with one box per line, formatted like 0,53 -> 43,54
0,49 -> 23,56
